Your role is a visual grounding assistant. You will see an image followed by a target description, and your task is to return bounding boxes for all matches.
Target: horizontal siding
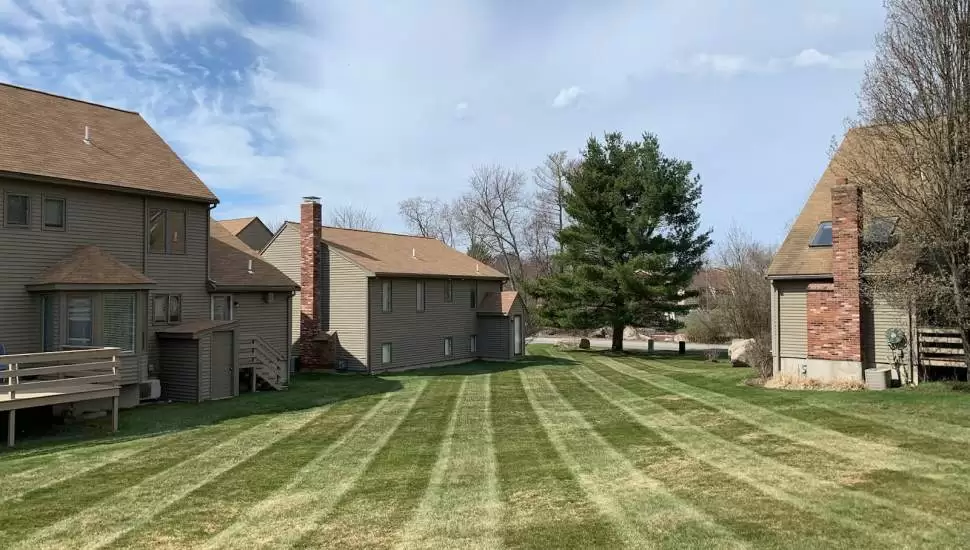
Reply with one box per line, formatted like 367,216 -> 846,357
198,333 -> 211,401
478,316 -> 509,360
329,248 -> 367,369
0,178 -> 145,354
237,222 -> 272,252
778,289 -> 808,358
233,292 -> 290,377
863,297 -> 910,367
118,353 -> 148,385
260,223 -> 302,356
157,339 -> 198,402
369,278 -> 501,370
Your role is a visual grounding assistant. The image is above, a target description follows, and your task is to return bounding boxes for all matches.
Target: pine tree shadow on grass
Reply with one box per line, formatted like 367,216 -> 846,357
380,356 -> 577,378
2,372 -> 403,457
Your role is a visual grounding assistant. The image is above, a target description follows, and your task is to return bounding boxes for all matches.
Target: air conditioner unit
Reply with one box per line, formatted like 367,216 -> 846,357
141,379 -> 162,401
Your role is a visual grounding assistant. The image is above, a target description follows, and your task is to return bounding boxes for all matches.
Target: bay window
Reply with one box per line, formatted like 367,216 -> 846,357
67,296 -> 93,346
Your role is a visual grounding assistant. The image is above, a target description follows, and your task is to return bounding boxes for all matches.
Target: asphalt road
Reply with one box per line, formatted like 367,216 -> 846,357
529,336 -> 728,352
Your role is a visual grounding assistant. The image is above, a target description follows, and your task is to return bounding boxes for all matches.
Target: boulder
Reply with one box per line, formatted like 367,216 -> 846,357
578,338 -> 591,350
589,327 -> 608,338
623,326 -> 640,340
729,338 -> 756,367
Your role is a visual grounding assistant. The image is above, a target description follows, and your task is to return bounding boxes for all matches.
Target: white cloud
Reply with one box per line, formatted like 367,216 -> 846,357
677,48 -> 871,76
454,102 -> 469,118
0,35 -> 50,61
552,86 -> 584,108
792,48 -> 870,70
683,53 -> 772,75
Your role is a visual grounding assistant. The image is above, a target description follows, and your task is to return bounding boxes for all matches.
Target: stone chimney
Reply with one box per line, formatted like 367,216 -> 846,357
831,177 -> 863,362
300,196 -> 323,369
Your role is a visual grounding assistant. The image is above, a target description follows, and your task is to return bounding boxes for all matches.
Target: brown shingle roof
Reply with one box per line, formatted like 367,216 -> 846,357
0,82 -> 218,203
217,217 -> 258,236
30,245 -> 155,288
210,220 -> 298,291
479,291 -> 520,315
768,129 -> 862,278
296,224 -> 507,279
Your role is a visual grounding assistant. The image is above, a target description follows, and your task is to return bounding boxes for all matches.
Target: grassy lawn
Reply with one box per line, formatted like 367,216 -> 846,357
3,345 -> 970,548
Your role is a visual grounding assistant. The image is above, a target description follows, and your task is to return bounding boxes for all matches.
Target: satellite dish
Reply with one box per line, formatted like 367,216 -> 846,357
885,327 -> 907,348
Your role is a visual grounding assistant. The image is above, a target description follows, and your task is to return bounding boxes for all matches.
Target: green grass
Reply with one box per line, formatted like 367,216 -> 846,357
4,346 -> 970,548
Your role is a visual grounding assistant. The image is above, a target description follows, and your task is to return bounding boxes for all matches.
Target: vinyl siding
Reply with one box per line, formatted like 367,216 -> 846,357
198,332 -> 211,401
0,178 -> 145,354
260,223 -> 302,355
236,222 -> 273,252
146,199 -> 211,370
777,282 -> 808,358
326,248 -> 368,369
157,338 -> 199,402
479,316 -> 510,360
368,278 -> 502,370
232,292 -> 290,383
863,296 -> 911,367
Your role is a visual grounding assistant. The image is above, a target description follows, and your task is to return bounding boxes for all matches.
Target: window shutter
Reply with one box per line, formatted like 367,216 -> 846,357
103,293 -> 136,352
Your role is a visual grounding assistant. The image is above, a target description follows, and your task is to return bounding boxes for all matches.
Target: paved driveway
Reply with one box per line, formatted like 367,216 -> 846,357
529,336 -> 728,352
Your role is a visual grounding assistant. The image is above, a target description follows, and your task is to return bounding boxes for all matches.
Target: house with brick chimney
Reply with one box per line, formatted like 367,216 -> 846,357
261,197 -> 527,372
768,128 -> 914,382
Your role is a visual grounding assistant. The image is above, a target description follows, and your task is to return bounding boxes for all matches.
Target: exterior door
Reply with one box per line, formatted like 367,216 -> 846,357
210,331 -> 235,400
513,315 -> 523,356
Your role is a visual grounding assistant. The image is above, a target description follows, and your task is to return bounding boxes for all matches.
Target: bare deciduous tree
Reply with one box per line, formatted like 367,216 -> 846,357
463,165 -> 530,290
843,0 -> 970,366
714,226 -> 774,340
264,217 -> 286,235
533,151 -> 575,234
331,205 -> 380,231
398,197 -> 459,247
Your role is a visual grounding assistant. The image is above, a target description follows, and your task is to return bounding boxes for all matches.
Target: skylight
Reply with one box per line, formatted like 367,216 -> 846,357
809,221 -> 832,247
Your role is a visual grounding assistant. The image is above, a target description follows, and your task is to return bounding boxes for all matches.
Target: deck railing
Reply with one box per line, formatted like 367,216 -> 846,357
0,347 -> 121,446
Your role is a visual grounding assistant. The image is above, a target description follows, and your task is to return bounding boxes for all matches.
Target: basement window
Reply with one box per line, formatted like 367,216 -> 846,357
809,221 -> 833,247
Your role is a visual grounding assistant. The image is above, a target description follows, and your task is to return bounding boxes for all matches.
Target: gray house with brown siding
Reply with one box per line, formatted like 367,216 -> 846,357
0,82 -> 295,411
768,128 -> 913,383
261,198 -> 526,372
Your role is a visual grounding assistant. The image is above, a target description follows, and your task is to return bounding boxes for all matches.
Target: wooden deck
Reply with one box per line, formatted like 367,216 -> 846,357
0,347 -> 122,446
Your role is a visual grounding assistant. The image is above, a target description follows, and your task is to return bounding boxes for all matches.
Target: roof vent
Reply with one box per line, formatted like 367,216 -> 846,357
302,196 -> 320,204
247,259 -> 254,275
476,263 -> 480,273
412,248 -> 416,258
83,126 -> 91,145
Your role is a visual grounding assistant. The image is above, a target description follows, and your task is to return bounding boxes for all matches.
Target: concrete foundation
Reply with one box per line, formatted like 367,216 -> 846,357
778,357 -> 863,381
53,384 -> 140,418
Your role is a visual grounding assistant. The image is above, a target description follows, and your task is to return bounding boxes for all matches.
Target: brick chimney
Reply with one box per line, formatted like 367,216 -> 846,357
300,196 -> 323,369
831,177 -> 863,362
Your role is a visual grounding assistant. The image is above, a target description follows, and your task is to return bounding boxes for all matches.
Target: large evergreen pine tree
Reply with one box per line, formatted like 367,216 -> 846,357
530,132 -> 711,351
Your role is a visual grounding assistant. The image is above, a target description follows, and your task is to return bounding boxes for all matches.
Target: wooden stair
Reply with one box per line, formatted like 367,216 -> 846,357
240,336 -> 287,391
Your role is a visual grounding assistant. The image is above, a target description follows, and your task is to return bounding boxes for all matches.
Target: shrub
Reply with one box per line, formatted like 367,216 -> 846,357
683,310 -> 727,344
764,375 -> 866,392
746,337 -> 773,380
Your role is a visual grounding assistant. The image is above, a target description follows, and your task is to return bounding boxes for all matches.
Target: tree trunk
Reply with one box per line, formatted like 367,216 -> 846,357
612,322 -> 624,352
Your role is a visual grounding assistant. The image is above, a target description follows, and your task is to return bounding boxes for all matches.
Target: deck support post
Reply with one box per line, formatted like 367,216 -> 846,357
7,410 -> 14,447
111,396 -> 119,432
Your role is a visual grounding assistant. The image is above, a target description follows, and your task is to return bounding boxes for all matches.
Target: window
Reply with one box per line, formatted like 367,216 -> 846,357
41,294 -> 55,352
67,296 -> 93,346
809,221 -> 833,247
416,281 -> 425,312
513,315 -> 523,355
444,279 -> 454,303
42,197 -> 65,230
152,294 -> 181,324
444,336 -> 453,357
211,295 -> 233,321
469,334 -> 477,354
382,280 -> 392,312
103,293 -> 136,352
5,193 -> 29,227
469,282 -> 478,309
381,343 -> 392,364
149,209 -> 186,254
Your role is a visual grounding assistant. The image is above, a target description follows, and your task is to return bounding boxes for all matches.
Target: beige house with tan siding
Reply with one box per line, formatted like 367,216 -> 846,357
768,128 -> 914,383
261,198 -> 526,372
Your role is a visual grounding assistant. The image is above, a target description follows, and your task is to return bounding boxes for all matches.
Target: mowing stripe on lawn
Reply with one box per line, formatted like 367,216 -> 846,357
204,380 -> 428,549
395,375 -> 501,550
541,368 -> 868,549
520,368 -> 745,549
105,393 -> 389,550
491,369 -> 622,549
811,402 -> 970,445
0,418 -> 256,548
15,407 -> 328,550
295,377 -> 464,549
571,362 -> 963,547
607,355 -> 967,474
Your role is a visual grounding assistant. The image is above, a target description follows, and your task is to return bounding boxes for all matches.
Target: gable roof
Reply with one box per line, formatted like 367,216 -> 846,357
0,82 -> 218,203
29,245 -> 155,289
479,291 -> 521,315
768,129 -> 861,278
209,220 -> 299,291
280,222 -> 507,279
217,216 -> 262,236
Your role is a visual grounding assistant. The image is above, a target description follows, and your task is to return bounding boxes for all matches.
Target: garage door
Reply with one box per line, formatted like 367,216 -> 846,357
779,290 -> 808,358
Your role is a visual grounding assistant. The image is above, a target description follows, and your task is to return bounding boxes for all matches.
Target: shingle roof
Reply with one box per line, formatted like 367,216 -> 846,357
31,245 -> 155,287
0,82 -> 218,203
768,129 -> 862,278
217,217 -> 259,236
479,291 -> 520,315
290,223 -> 507,279
210,220 -> 298,291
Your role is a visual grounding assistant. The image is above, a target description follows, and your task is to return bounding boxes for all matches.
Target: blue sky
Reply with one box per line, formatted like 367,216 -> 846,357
0,0 -> 885,245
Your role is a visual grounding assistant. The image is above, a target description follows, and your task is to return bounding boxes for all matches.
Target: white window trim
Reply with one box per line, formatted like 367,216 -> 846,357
470,334 -> 477,354
381,342 -> 392,364
382,280 -> 392,312
211,294 -> 234,321
444,336 -> 453,357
